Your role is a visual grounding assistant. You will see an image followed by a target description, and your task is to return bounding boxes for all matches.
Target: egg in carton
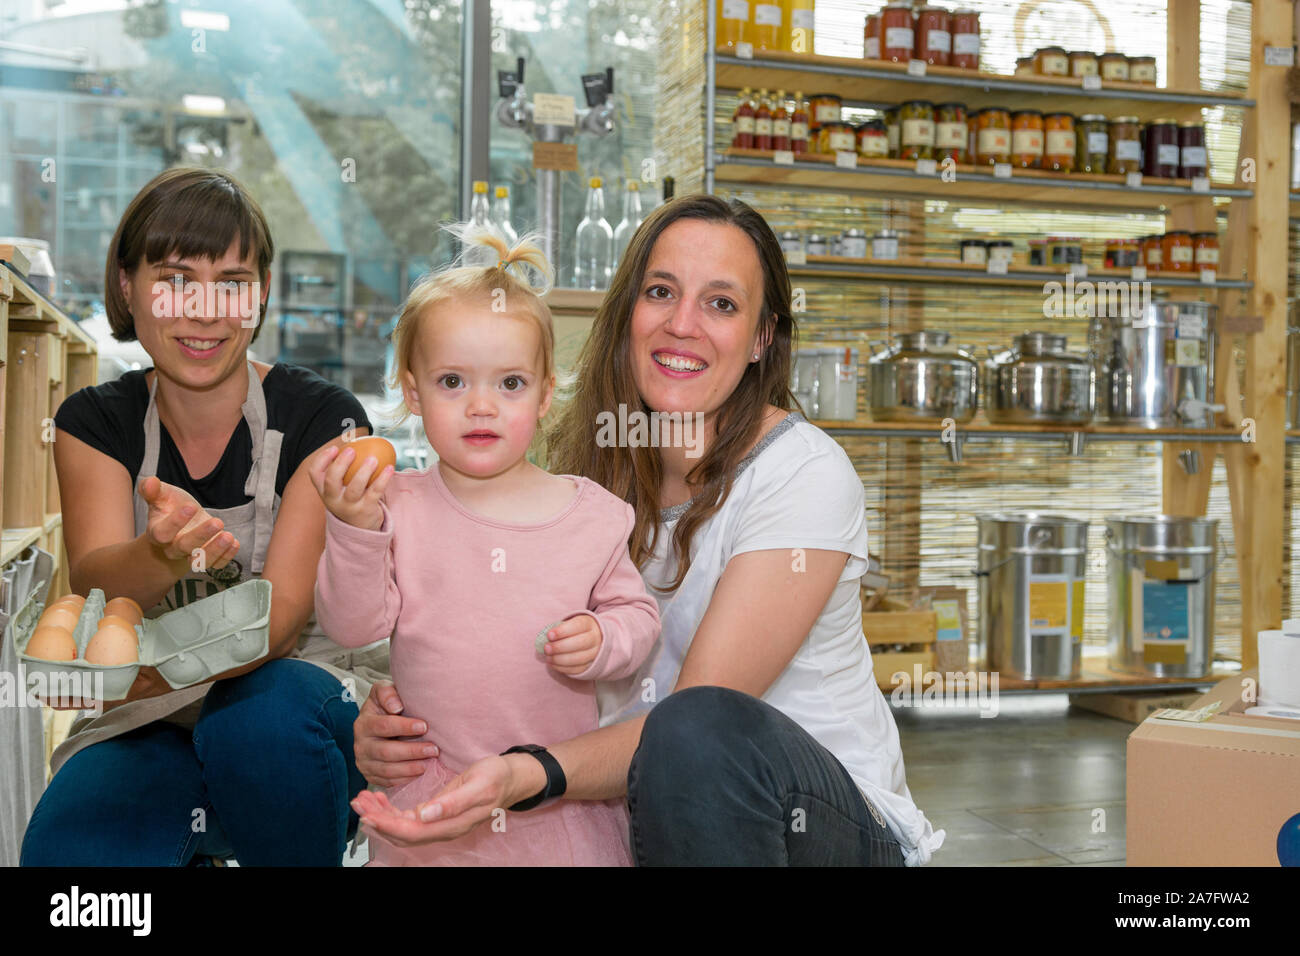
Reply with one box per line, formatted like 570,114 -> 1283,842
11,579 -> 271,701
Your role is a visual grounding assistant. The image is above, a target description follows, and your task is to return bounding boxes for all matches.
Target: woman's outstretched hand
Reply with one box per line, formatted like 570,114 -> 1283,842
138,475 -> 239,571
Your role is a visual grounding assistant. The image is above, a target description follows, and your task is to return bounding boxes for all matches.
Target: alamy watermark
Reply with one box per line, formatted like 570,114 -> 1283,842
1,667 -> 105,716
151,277 -> 262,328
889,664 -> 1000,718
595,404 -> 705,458
1043,275 -> 1152,320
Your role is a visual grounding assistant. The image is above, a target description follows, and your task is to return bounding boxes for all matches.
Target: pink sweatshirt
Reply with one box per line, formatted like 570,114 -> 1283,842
315,465 -> 660,866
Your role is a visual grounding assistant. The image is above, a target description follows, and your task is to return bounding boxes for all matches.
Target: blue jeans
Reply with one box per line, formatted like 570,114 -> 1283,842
627,685 -> 906,866
20,659 -> 364,866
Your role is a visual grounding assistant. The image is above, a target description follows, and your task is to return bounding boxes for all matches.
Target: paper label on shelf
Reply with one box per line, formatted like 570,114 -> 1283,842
1069,262 -> 1088,278
915,157 -> 937,176
735,41 -> 754,59
785,249 -> 807,265
1125,171 -> 1143,188
1081,75 -> 1102,91
1191,175 -> 1210,193
993,162 -> 1012,179
1265,45 -> 1296,67
835,150 -> 857,168
1200,268 -> 1217,284
722,0 -> 748,20
532,140 -> 579,171
954,33 -> 980,55
532,92 -> 576,127
927,30 -> 951,53
755,4 -> 781,26
1131,265 -> 1147,281
986,258 -> 1008,275
907,58 -> 927,77
772,149 -> 794,165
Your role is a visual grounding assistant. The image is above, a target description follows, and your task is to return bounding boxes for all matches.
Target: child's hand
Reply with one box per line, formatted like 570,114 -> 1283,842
541,614 -> 603,676
310,443 -> 393,531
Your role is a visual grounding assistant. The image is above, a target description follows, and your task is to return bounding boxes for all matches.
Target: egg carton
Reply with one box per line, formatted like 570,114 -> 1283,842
10,579 -> 271,701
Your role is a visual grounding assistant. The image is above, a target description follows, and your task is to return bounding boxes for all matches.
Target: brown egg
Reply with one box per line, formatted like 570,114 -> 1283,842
97,614 -> 139,633
104,596 -> 144,625
39,605 -> 83,633
50,594 -> 86,612
84,623 -> 140,666
27,625 -> 77,661
341,436 -> 397,486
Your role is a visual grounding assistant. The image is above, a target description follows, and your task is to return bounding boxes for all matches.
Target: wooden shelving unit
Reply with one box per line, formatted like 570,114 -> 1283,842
812,419 -> 1246,443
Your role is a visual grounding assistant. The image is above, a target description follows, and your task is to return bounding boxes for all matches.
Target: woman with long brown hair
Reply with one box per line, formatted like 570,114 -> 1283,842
350,194 -> 943,865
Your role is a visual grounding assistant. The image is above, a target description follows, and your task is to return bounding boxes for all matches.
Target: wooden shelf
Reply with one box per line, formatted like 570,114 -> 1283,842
716,49 -> 1253,124
546,288 -> 606,311
0,527 -> 43,567
1,261 -> 96,352
791,255 -> 1250,290
812,419 -> 1245,444
717,149 -> 1250,211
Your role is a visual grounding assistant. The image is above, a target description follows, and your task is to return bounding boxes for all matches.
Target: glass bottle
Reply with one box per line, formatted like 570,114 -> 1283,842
772,89 -> 791,151
464,180 -> 496,267
734,87 -> 756,149
491,186 -> 518,246
573,176 -> 614,290
755,88 -> 773,151
613,181 -> 645,270
790,91 -> 809,154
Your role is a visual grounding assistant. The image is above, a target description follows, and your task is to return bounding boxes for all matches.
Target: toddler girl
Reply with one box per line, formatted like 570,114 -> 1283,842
311,227 -> 659,865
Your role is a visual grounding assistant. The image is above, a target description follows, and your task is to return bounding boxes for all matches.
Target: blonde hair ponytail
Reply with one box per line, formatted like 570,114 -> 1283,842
447,221 -> 554,297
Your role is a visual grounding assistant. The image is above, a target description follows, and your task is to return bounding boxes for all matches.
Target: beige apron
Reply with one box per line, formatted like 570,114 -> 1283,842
50,362 -> 390,776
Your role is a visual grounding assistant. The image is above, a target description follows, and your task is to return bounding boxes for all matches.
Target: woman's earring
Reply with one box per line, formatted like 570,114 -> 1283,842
751,351 -> 760,362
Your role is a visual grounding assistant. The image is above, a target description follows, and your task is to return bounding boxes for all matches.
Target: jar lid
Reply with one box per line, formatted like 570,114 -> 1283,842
988,239 -> 1015,248
976,105 -> 1010,114
960,238 -> 987,246
807,232 -> 825,241
1179,120 -> 1205,128
1044,111 -> 1074,119
920,5 -> 949,12
1164,230 -> 1192,237
1047,235 -> 1080,241
901,99 -> 935,108
1029,238 -> 1047,245
875,229 -> 899,238
780,230 -> 801,239
1112,116 -> 1140,124
1150,117 -> 1178,125
1016,332 -> 1068,354
936,102 -> 967,110
1011,109 -> 1044,117
1099,51 -> 1127,59
897,330 -> 952,350
860,118 -> 887,130
1191,231 -> 1217,239
1078,113 -> 1108,121
1067,50 -> 1097,57
809,93 -> 843,101
883,3 -> 913,10
845,228 -> 867,238
1038,45 -> 1067,54
1128,55 -> 1156,62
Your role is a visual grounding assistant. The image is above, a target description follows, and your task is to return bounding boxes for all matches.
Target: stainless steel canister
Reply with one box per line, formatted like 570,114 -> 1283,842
986,332 -> 1094,425
1092,300 -> 1219,428
976,513 -> 1089,680
868,330 -> 979,423
1105,515 -> 1217,678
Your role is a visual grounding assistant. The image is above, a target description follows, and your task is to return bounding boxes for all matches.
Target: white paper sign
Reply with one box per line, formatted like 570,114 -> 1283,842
1199,269 -> 1217,285
532,92 -> 576,127
736,42 -> 754,60
835,150 -> 858,169
1265,45 -> 1295,67
907,59 -> 927,77
785,249 -> 807,265
915,158 -> 937,176
773,149 -> 795,165
1131,265 -> 1148,281
993,163 -> 1012,179
1069,262 -> 1088,278
1191,176 -> 1210,193
1082,75 -> 1102,91
1126,171 -> 1143,188
987,259 -> 1008,275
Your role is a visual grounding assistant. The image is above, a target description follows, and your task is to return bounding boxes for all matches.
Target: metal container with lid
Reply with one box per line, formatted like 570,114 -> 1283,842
986,332 -> 1094,425
1105,515 -> 1218,678
868,330 -> 979,423
841,228 -> 868,258
976,513 -> 1089,680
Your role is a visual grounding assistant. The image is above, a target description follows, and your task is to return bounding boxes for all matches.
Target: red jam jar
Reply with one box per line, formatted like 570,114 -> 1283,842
951,8 -> 980,70
881,3 -> 915,63
914,6 -> 951,67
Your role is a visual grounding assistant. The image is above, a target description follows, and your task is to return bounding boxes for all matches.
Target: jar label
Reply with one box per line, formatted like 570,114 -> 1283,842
722,0 -> 748,20
859,135 -> 889,157
792,9 -> 814,29
1012,128 -> 1044,154
754,4 -> 782,26
961,246 -> 988,264
1101,61 -> 1128,80
1041,54 -> 1068,75
1071,60 -> 1098,77
1046,130 -> 1076,155
1196,247 -> 1220,265
885,26 -> 914,50
902,118 -> 935,146
1131,63 -> 1156,82
872,237 -> 899,259
815,104 -> 839,124
773,119 -> 791,137
864,37 -> 881,59
736,116 -> 755,133
888,125 -> 900,151
756,118 -> 773,136
1157,143 -> 1180,166
1146,248 -> 1163,265
1181,146 -> 1208,168
791,121 -> 809,140
1115,138 -> 1141,160
977,128 -> 1010,154
1086,131 -> 1109,155
936,121 -> 967,148
829,130 -> 855,152
927,30 -> 951,53
1169,245 -> 1194,264
954,32 -> 980,55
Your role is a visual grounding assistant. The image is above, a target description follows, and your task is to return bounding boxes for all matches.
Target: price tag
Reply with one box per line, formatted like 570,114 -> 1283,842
1126,171 -> 1143,188
773,149 -> 795,166
907,59 -> 927,77
915,158 -> 938,176
1069,262 -> 1088,278
1265,45 -> 1295,67
532,92 -> 576,127
986,259 -> 1008,275
993,163 -> 1012,179
1131,265 -> 1148,281
785,249 -> 807,265
1191,176 -> 1210,193
835,150 -> 858,169
1199,268 -> 1217,285
1082,75 -> 1102,91
735,42 -> 754,60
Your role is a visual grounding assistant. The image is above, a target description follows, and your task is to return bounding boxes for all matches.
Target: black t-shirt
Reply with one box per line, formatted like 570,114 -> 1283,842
54,364 -> 372,508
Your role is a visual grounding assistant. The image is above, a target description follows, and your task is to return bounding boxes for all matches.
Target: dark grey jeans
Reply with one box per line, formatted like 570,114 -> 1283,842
627,685 -> 906,866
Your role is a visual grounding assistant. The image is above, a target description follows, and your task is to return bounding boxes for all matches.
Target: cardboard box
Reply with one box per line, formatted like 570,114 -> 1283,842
1070,689 -> 1204,724
1127,669 -> 1300,866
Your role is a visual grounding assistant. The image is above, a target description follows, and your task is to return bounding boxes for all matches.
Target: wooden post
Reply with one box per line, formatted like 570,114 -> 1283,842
4,332 -> 51,530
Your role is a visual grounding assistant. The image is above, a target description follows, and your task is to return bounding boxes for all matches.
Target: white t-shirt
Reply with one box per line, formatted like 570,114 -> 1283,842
597,412 -> 945,865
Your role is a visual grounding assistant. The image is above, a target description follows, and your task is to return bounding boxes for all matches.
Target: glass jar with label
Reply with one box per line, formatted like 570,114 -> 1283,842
1141,235 -> 1163,270
857,119 -> 889,159
873,229 -> 900,259
818,121 -> 857,155
1107,116 -> 1142,174
899,100 -> 935,160
1015,56 -> 1035,77
791,92 -> 810,154
1011,110 -> 1044,169
988,240 -> 1014,265
960,239 -> 988,265
1179,122 -> 1208,179
809,93 -> 842,129
864,13 -> 881,60
975,108 -> 1011,166
934,102 -> 968,164
750,0 -> 783,52
1128,55 -> 1156,84
885,106 -> 900,157
718,0 -> 748,51
786,0 -> 815,55
841,228 -> 868,259
1028,238 -> 1046,265
1192,232 -> 1219,273
1104,238 -> 1141,268
1076,114 -> 1108,173
881,3 -> 914,62
1162,231 -> 1193,273
951,9 -> 980,70
1034,46 -> 1069,76
1143,119 -> 1178,178
1068,51 -> 1098,78
806,232 -> 828,256
1047,236 -> 1082,265
914,6 -> 951,66
1043,113 -> 1076,172
1098,52 -> 1129,82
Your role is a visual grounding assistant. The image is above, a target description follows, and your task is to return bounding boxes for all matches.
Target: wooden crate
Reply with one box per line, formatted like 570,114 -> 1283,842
1069,689 -> 1205,724
864,596 -> 938,687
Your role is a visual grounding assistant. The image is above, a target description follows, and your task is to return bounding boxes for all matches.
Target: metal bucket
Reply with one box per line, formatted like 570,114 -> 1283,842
1105,516 -> 1217,678
976,513 -> 1089,680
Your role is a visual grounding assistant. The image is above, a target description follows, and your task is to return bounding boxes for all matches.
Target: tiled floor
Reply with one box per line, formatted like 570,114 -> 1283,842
896,693 -> 1132,866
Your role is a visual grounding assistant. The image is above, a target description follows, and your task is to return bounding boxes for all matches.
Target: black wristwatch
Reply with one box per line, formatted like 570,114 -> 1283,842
500,744 -> 567,812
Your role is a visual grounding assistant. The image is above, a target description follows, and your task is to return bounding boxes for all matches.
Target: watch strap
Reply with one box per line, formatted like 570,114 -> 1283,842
500,744 -> 567,812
